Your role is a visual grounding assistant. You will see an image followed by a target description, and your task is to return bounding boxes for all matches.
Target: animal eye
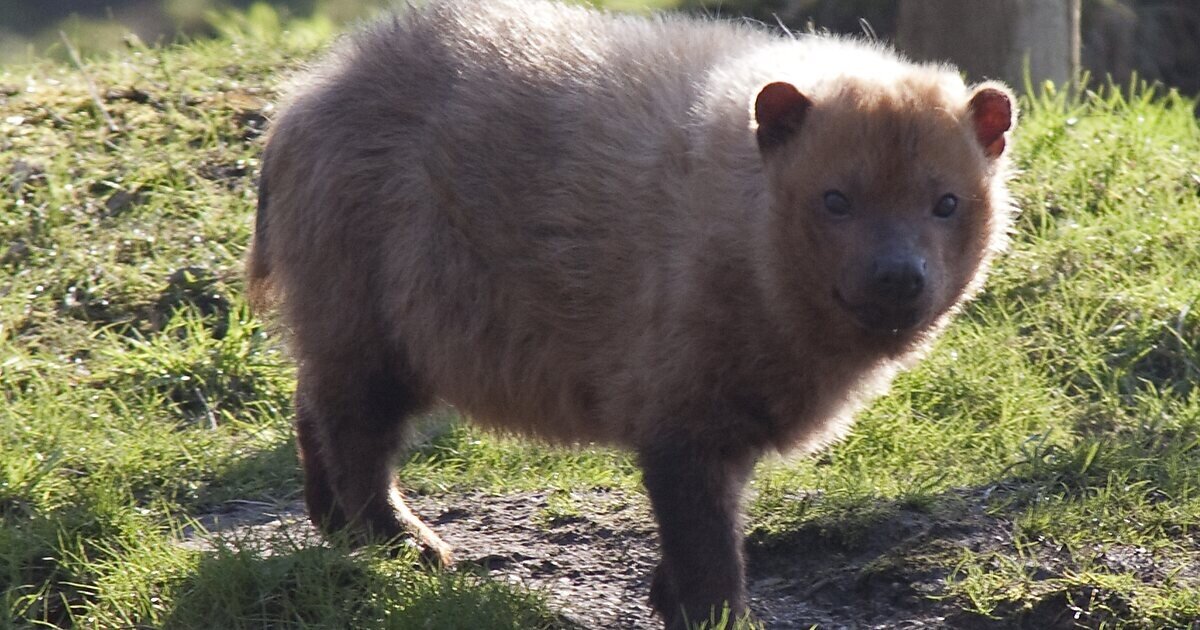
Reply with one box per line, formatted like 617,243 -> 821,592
823,190 -> 850,216
933,194 -> 958,218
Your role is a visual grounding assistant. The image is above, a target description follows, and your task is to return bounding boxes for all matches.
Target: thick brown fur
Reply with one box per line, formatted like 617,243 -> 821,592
247,1 -> 1017,626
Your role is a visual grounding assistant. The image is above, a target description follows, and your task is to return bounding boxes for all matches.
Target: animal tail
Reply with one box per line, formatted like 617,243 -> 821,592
245,166 -> 276,312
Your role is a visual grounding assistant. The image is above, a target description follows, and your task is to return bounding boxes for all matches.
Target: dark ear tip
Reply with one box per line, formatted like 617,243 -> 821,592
968,82 -> 1016,158
756,82 -> 801,111
755,82 -> 810,122
969,83 -> 1017,130
755,81 -> 812,152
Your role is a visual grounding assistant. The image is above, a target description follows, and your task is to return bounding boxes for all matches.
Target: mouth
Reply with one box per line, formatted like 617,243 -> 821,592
833,289 -> 922,335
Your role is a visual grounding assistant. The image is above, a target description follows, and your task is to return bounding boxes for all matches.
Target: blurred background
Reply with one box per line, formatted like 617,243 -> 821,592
0,0 -> 1197,94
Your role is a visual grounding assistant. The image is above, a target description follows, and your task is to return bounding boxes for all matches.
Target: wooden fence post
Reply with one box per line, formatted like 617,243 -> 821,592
896,0 -> 1081,89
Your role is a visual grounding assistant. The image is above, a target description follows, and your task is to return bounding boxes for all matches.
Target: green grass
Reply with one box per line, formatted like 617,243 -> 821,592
2,6 -> 1199,629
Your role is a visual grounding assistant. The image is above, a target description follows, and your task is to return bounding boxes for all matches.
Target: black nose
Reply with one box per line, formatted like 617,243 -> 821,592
871,256 -> 926,303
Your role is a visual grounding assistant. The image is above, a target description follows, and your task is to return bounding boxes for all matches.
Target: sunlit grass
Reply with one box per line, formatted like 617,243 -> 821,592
2,4 -> 1199,628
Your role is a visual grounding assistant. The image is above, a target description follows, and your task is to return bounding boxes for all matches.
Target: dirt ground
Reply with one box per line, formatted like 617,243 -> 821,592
179,486 -> 1043,629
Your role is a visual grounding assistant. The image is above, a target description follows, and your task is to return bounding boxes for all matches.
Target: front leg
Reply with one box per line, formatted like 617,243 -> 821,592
639,437 -> 757,629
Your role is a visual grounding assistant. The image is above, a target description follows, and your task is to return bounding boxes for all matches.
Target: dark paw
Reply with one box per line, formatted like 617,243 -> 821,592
649,562 -> 682,627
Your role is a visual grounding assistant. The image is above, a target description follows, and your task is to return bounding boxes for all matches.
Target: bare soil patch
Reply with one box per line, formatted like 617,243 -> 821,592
181,486 -> 1138,629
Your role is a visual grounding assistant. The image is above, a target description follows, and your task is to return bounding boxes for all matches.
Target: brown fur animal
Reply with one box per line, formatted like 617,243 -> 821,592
246,1 -> 1017,626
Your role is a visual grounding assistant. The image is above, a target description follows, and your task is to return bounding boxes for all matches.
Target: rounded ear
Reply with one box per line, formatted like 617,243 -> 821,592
754,81 -> 812,152
967,83 -> 1017,159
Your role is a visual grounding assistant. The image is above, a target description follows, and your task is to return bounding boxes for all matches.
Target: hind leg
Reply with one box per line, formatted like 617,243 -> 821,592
294,358 -> 453,567
295,409 -> 348,533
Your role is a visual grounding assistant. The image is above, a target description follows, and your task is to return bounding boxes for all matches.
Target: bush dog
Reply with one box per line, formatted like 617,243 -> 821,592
247,0 -> 1017,626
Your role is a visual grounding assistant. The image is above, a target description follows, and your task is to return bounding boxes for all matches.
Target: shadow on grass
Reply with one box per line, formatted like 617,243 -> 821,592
161,541 -> 566,630
181,436 -> 303,529
747,481 -> 994,628
746,463 -> 1195,629
162,543 -> 374,629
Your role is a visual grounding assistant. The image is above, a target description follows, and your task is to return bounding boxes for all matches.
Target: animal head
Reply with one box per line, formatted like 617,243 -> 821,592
753,74 -> 1016,343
